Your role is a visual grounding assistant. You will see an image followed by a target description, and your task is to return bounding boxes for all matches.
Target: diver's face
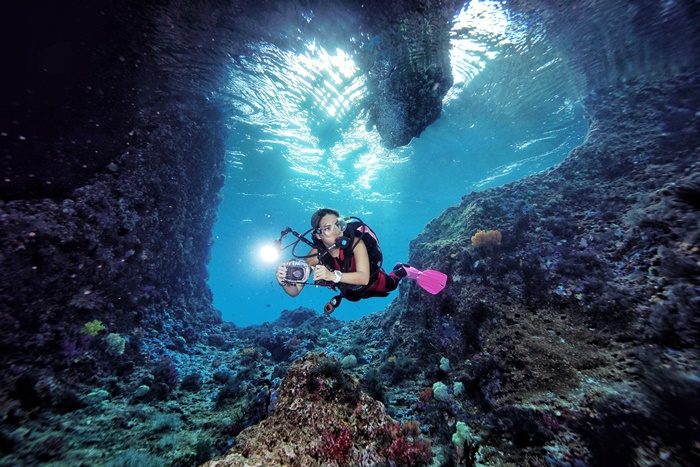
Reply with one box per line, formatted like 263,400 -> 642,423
316,214 -> 343,245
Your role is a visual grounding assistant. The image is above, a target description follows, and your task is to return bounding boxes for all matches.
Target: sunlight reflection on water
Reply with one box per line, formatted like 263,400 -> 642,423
210,0 -> 588,325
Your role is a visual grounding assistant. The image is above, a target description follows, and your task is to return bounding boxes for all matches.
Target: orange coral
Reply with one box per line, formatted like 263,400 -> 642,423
471,229 -> 502,248
419,387 -> 433,402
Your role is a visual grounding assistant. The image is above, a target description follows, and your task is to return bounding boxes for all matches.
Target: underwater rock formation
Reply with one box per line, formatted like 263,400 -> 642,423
359,0 -> 459,148
0,0 -> 461,391
1,0 -> 699,466
202,352 -> 433,466
0,84 -> 225,372
394,72 -> 700,465
1,2 -> 226,391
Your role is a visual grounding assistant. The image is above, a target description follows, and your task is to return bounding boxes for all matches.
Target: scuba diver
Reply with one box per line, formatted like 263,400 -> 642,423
273,208 -> 446,314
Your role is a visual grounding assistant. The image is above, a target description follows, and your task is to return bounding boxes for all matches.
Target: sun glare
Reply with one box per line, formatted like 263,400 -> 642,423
259,244 -> 280,263
448,0 -> 512,91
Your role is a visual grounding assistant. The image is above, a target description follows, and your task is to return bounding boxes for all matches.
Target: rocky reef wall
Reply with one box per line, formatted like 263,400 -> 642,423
1,4 -> 225,372
394,71 -> 700,465
1,1 -> 699,466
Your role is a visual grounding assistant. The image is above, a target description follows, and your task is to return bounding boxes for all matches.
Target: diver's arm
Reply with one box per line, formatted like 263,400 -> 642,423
280,277 -> 303,297
345,240 -> 371,285
313,240 -> 370,286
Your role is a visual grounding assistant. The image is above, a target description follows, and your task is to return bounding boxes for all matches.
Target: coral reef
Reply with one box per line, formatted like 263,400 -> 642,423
202,353 -> 432,466
397,72 -> 700,465
1,1 -> 699,466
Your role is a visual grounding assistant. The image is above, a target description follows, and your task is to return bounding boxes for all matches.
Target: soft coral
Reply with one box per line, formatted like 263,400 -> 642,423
381,421 -> 433,466
385,435 -> 433,465
322,425 -> 353,464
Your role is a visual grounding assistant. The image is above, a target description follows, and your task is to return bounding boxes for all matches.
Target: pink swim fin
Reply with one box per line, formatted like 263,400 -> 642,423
403,265 -> 447,295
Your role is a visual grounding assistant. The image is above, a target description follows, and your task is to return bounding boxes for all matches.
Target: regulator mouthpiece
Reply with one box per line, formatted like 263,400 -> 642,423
334,236 -> 351,249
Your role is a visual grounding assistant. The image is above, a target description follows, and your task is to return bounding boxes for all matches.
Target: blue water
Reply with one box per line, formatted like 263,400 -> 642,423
207,1 -> 588,326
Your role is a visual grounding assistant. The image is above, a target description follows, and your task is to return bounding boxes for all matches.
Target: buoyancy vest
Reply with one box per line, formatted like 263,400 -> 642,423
316,220 -> 392,300
325,249 -> 392,301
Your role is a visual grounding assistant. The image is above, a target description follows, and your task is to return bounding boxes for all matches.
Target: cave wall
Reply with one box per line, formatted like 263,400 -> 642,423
395,69 -> 700,467
407,70 -> 700,348
0,0 -> 467,372
1,1 -> 143,201
0,2 -> 225,370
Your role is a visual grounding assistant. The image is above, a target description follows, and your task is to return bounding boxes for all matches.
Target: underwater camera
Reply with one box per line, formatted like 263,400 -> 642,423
282,260 -> 310,284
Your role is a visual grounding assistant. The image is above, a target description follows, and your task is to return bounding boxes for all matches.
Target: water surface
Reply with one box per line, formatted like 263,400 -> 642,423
207,1 -> 588,325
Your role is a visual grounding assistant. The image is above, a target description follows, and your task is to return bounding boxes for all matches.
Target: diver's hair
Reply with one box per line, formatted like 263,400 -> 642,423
310,208 -> 340,230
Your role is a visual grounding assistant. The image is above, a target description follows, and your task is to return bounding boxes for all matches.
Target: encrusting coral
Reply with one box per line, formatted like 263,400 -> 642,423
470,229 -> 502,248
201,352 -> 432,467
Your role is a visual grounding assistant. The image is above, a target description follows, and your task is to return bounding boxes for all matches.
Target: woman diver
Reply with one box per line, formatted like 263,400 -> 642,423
275,208 -> 407,313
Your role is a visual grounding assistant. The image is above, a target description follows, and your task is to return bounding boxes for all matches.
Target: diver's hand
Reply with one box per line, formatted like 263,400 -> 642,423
276,264 -> 288,286
313,265 -> 334,282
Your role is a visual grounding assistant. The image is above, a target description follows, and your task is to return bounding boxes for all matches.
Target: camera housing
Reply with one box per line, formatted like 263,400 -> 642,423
282,260 -> 310,284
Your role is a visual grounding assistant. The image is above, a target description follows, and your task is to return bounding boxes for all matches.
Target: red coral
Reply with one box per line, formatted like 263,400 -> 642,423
385,436 -> 433,466
322,426 -> 353,464
380,421 -> 433,466
419,386 -> 433,402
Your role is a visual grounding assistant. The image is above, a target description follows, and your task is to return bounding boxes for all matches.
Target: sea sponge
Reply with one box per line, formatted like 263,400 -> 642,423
471,229 -> 502,248
104,333 -> 126,356
81,320 -> 106,337
432,381 -> 451,402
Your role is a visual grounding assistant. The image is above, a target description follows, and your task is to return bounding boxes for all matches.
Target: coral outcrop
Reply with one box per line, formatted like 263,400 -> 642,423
202,352 -> 432,466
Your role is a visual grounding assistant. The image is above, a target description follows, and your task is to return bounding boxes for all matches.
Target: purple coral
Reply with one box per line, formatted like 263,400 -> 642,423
154,358 -> 179,388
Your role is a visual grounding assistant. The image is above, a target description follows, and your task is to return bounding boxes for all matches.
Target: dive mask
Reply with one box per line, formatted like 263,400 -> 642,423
317,218 -> 347,236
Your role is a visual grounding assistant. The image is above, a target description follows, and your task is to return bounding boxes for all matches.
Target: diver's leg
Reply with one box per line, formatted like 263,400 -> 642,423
385,263 -> 408,292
